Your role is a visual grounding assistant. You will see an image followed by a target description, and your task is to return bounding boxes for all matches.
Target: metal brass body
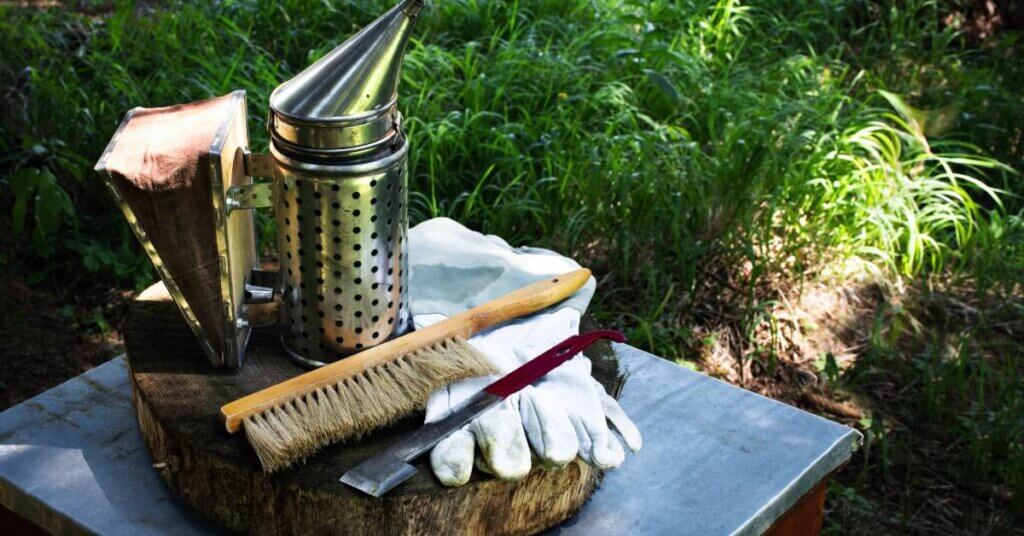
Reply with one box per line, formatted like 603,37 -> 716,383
269,101 -> 398,158
264,0 -> 422,367
271,139 -> 411,367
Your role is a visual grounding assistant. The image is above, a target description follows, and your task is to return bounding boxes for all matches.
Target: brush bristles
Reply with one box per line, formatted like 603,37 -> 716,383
244,337 -> 497,472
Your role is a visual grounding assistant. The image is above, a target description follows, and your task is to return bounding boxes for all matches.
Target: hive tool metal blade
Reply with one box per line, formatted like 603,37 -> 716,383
340,455 -> 418,497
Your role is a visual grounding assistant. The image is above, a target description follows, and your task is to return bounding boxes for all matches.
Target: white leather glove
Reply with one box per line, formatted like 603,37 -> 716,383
409,218 -> 642,486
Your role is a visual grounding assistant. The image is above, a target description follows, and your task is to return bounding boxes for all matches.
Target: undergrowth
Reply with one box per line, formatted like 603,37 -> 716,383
1,0 -> 1021,532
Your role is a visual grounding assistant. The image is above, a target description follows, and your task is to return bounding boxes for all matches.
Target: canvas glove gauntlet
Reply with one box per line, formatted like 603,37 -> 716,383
409,218 -> 641,486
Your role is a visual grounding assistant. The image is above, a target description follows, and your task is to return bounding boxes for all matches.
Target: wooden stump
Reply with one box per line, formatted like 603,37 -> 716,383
126,282 -> 621,535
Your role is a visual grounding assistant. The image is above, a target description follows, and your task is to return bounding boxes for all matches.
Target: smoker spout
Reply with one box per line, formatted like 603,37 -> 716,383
268,0 -> 426,158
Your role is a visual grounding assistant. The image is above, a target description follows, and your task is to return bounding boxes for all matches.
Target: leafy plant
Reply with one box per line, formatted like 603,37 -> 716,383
7,166 -> 73,243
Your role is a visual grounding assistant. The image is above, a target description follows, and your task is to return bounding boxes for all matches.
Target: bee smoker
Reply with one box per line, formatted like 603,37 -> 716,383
266,0 -> 421,367
96,0 -> 422,369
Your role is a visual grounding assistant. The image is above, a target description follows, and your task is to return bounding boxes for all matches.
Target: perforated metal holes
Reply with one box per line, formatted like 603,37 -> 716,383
276,164 -> 409,366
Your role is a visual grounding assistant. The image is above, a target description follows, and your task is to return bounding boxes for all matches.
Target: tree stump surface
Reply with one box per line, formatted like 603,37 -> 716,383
126,282 -> 622,535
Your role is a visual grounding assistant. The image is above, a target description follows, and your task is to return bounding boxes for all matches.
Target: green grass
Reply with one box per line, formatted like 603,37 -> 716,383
1,0 -> 1022,532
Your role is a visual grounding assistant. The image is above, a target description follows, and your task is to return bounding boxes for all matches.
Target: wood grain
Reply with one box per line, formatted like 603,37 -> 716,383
127,280 -> 616,535
764,479 -> 828,536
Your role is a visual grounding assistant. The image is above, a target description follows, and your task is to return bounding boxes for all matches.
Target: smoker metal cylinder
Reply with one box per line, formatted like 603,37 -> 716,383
269,98 -> 399,157
271,138 -> 410,368
264,0 -> 421,368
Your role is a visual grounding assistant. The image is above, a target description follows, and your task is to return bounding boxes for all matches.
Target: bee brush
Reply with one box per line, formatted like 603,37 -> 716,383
220,268 -> 592,472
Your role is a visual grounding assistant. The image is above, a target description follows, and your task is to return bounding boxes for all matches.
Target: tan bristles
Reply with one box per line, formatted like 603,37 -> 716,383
244,337 -> 496,472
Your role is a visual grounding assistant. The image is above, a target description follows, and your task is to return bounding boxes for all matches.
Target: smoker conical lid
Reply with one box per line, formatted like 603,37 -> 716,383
269,0 -> 423,155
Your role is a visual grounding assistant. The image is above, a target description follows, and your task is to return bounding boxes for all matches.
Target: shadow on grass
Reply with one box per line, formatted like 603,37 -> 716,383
813,284 -> 1022,534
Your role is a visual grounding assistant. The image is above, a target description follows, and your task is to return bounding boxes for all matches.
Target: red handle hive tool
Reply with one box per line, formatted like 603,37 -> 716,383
340,330 -> 626,497
484,330 -> 626,397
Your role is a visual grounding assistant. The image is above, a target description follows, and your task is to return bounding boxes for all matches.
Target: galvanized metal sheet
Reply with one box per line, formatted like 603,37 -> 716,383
0,358 -> 222,535
0,347 -> 859,535
551,344 -> 861,535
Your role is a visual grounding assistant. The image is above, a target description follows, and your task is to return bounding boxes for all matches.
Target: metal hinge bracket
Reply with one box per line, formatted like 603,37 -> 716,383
244,152 -> 275,179
225,181 -> 272,212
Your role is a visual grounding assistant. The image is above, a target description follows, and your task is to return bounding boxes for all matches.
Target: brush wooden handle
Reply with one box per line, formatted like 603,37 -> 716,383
220,268 -> 591,432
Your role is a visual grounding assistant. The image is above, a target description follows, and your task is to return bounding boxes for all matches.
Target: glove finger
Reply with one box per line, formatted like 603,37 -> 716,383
471,403 -> 531,481
594,380 -> 643,452
430,428 -> 475,486
589,420 -> 626,469
519,386 -> 578,468
570,411 -> 625,470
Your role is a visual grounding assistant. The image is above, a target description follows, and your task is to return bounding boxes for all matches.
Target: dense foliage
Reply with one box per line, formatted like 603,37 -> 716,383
1,0 -> 1021,531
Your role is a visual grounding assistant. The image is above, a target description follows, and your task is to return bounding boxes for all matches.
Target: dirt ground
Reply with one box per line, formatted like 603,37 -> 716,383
0,277 -> 128,411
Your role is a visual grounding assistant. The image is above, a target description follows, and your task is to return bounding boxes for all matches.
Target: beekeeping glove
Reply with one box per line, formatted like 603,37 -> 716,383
409,218 -> 642,486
